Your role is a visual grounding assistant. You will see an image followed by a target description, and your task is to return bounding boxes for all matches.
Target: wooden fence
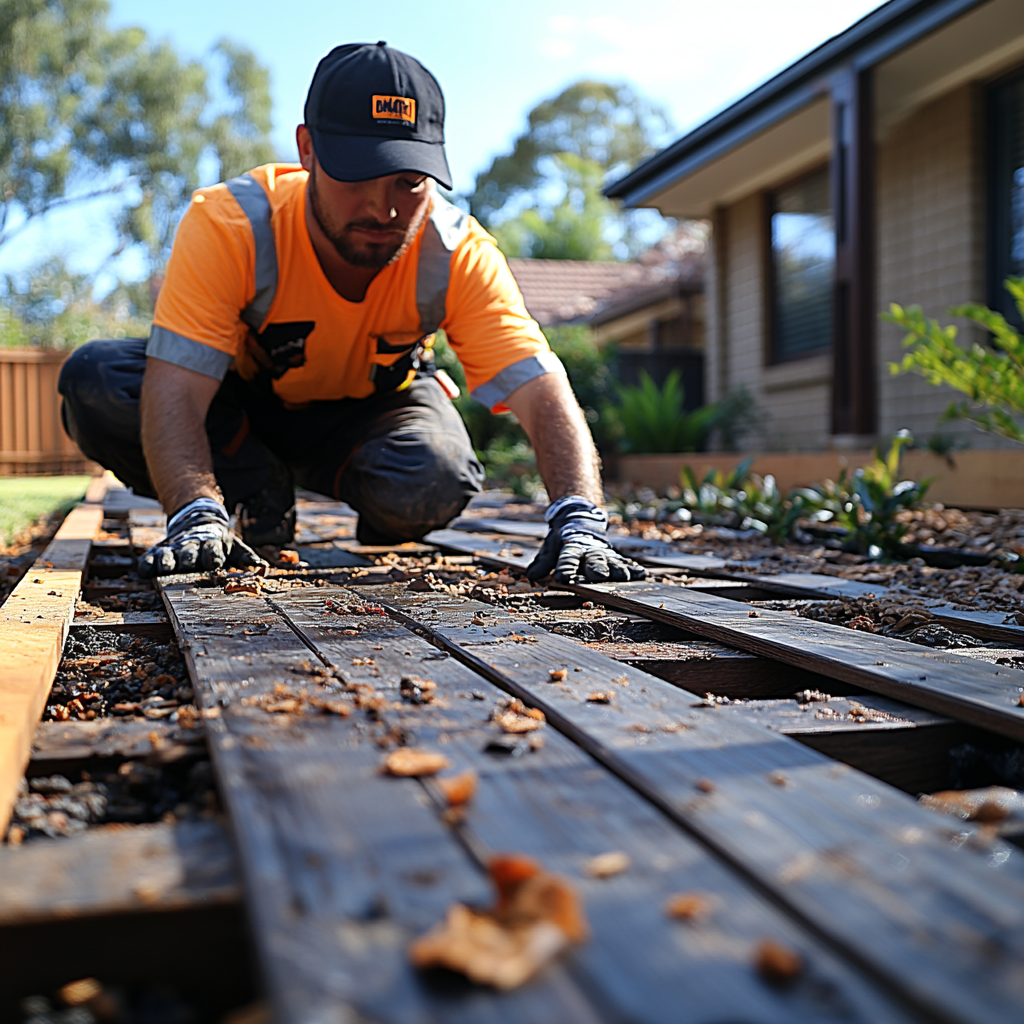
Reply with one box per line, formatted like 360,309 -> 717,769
0,349 -> 95,476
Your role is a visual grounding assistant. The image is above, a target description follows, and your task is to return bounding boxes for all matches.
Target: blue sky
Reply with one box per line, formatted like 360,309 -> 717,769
3,0 -> 886,285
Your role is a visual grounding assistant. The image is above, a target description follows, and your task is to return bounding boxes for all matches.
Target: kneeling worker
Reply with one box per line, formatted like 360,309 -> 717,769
59,42 -> 644,586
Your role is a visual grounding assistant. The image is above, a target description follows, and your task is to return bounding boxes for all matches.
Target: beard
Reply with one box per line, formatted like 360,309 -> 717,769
308,163 -> 425,270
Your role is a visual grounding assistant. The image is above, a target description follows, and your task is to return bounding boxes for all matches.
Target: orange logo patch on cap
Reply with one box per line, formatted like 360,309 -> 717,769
372,95 -> 416,125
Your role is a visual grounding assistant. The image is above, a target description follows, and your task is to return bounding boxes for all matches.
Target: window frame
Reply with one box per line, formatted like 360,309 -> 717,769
987,64 -> 1024,326
764,163 -> 835,366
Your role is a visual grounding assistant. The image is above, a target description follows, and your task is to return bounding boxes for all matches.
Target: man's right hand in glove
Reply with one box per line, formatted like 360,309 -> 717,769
138,498 -> 267,578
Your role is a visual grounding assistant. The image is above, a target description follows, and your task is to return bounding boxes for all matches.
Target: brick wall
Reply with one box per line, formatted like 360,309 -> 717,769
874,83 -> 1003,445
705,81 -> 998,452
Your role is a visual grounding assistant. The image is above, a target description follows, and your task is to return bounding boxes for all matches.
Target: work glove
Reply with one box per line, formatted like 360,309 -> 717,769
138,498 -> 267,578
526,495 -> 646,585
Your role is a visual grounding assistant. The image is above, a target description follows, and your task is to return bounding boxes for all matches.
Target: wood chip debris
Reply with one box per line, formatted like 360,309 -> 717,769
586,691 -> 613,704
225,578 -> 261,596
665,892 -> 712,921
384,748 -> 451,776
755,940 -> 804,985
409,854 -> 587,989
436,771 -> 478,807
400,675 -> 438,704
919,786 -> 1021,824
548,668 -> 567,681
239,682 -> 353,717
493,698 -> 546,733
585,851 -> 631,878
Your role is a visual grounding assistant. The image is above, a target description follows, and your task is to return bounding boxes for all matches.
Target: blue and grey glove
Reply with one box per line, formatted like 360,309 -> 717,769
138,498 -> 267,578
526,495 -> 646,585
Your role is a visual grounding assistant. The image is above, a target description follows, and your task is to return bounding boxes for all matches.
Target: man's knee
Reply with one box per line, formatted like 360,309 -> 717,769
59,338 -> 148,440
347,431 -> 483,541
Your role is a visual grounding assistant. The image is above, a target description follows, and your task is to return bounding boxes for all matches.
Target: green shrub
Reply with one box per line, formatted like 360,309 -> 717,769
610,370 -> 721,453
885,278 -> 1024,444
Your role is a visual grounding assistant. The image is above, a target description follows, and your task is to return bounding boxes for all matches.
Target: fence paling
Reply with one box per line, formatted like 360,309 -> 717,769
0,349 -> 92,476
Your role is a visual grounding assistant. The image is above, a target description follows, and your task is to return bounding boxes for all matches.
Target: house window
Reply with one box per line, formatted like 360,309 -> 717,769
769,168 -> 834,362
990,71 -> 1024,324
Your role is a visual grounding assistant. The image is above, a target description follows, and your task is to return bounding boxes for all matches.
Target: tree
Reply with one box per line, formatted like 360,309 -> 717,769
0,0 -> 275,275
468,81 -> 672,260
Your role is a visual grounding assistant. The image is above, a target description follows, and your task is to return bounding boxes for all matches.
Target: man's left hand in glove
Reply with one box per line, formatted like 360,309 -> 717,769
525,495 -> 646,585
138,498 -> 267,578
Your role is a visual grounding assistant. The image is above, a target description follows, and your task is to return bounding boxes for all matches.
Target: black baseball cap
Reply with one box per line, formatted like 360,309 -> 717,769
304,41 -> 452,190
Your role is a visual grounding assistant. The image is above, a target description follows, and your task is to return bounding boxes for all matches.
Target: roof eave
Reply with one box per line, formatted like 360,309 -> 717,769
605,0 -> 986,208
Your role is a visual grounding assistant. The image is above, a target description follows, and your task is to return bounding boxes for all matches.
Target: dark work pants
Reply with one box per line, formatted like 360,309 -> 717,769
58,339 -> 484,543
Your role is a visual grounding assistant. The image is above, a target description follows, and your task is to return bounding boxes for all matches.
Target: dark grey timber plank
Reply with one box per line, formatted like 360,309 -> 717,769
30,718 -> 205,762
371,584 -> 1024,1024
159,581 -> 601,1024
0,819 -> 238,925
431,528 -> 1024,646
571,581 -> 1024,742
273,587 -> 911,1024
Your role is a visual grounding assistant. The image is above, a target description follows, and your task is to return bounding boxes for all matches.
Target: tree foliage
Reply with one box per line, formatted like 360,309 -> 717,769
468,81 -> 672,260
0,0 -> 275,274
885,278 -> 1024,444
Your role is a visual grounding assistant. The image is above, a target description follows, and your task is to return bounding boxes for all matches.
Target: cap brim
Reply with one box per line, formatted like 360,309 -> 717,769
310,130 -> 453,190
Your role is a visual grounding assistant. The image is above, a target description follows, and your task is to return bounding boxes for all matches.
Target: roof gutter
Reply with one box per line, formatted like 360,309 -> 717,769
606,0 -> 987,208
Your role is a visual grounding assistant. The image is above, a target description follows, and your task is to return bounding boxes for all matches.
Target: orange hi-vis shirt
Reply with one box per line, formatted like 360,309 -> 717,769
148,163 -> 561,410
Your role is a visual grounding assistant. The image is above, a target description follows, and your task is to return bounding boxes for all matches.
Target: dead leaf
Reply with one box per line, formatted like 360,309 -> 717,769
409,854 -> 587,990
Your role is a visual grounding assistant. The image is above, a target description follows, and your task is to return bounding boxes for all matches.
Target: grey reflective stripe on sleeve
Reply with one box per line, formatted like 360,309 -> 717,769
416,195 -> 470,335
470,351 -> 566,408
225,174 -> 278,330
146,326 -> 233,381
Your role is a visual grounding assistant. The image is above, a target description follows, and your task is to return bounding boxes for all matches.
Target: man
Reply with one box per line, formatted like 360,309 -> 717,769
59,41 -> 644,586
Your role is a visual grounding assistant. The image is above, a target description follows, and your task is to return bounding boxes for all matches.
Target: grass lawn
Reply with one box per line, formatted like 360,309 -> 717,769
0,475 -> 92,546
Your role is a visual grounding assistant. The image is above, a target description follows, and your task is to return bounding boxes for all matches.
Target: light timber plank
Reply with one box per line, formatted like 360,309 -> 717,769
0,503 -> 103,832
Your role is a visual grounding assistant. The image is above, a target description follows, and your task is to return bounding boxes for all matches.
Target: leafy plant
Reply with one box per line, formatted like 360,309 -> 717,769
802,431 -> 931,555
611,370 -> 721,453
885,278 -> 1024,444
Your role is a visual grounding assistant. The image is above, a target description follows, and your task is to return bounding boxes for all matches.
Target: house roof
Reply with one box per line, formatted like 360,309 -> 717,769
508,224 -> 707,327
605,0 -> 985,209
506,259 -> 650,326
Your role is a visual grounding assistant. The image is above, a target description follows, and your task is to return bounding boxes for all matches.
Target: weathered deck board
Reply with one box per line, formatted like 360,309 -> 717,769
29,718 -> 205,762
0,819 -> 238,925
371,584 -> 1024,1024
159,581 -> 605,1024
0,502 -> 104,832
271,587 -> 910,1024
571,581 -> 1024,741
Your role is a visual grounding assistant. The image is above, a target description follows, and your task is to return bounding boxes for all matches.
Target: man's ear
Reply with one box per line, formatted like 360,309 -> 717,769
296,125 -> 315,172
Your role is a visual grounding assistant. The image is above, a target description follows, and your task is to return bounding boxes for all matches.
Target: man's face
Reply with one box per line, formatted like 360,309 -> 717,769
307,159 -> 431,270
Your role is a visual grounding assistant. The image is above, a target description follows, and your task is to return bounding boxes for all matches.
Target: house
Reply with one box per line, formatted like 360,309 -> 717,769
508,226 -> 707,409
607,0 -> 1024,452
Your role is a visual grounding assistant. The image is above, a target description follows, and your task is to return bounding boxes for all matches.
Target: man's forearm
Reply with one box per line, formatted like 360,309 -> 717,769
505,372 -> 603,504
140,358 -> 222,515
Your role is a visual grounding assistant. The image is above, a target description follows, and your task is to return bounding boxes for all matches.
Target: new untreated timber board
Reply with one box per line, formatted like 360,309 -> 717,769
159,581 -> 605,1024
270,587 -> 909,1024
0,502 -> 104,832
573,581 -> 1024,742
371,584 -> 1024,1024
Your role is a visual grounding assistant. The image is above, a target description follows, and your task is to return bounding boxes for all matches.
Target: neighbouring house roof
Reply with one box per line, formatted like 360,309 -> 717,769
605,0 -> 986,210
509,224 -> 707,328
506,258 -> 650,326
